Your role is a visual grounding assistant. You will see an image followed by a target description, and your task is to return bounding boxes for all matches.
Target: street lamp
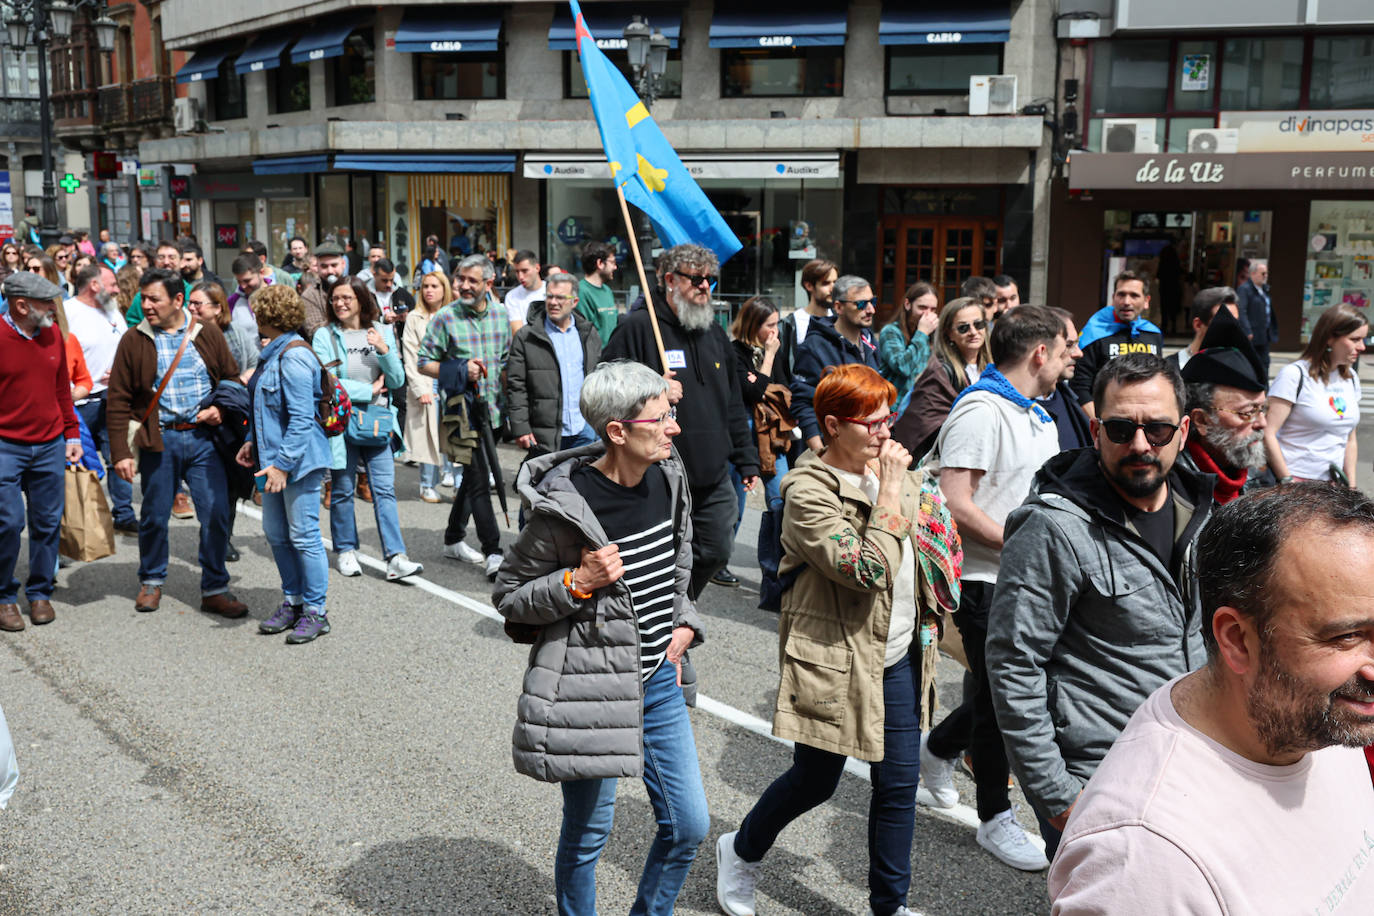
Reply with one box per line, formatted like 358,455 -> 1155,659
1,0 -> 115,247
623,15 -> 670,261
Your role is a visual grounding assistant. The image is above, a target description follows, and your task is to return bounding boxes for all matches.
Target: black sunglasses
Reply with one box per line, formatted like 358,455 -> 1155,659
839,297 -> 878,310
955,319 -> 989,334
1100,418 -> 1180,447
673,272 -> 716,288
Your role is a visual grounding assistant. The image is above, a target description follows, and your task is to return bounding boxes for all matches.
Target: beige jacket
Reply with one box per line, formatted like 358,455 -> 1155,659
401,307 -> 445,467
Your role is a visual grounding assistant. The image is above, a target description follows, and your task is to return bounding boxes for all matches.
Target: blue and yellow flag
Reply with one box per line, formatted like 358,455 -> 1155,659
570,0 -> 741,265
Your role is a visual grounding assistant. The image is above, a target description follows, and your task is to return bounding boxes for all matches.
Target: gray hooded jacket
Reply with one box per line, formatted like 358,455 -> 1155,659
986,446 -> 1214,818
492,443 -> 704,783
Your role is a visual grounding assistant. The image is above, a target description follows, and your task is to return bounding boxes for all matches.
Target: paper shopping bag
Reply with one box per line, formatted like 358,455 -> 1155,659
59,466 -> 116,562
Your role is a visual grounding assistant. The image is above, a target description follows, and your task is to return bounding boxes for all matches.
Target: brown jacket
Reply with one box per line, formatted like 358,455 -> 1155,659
773,453 -> 938,761
302,285 -> 330,340
106,316 -> 239,464
891,352 -> 959,459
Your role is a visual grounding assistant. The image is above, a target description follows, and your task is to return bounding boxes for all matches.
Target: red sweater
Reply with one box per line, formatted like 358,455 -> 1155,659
0,317 -> 79,443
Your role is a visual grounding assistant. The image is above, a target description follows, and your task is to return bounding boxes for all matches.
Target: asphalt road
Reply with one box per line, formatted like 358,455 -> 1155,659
0,446 -> 1052,916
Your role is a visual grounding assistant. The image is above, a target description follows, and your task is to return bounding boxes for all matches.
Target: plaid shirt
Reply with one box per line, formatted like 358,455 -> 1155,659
153,317 -> 213,425
417,295 -> 509,427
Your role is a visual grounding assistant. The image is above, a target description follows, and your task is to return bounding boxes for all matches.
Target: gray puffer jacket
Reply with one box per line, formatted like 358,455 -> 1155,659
493,443 -> 704,783
986,446 -> 1214,819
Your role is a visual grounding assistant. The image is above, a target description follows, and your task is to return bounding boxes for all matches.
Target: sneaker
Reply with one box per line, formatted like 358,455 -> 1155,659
867,907 -> 922,916
919,734 -> 960,808
420,487 -> 441,503
484,553 -> 503,580
443,541 -> 484,565
440,471 -> 456,488
285,612 -> 330,644
715,831 -> 760,916
259,600 -> 301,635
976,809 -> 1049,872
337,551 -> 362,577
386,554 -> 423,581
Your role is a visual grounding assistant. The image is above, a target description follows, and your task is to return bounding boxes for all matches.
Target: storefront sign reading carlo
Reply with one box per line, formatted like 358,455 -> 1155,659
1069,152 -> 1374,191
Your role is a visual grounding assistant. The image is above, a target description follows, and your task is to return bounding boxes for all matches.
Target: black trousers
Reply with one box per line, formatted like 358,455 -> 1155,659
687,474 -> 740,600
445,447 -> 502,556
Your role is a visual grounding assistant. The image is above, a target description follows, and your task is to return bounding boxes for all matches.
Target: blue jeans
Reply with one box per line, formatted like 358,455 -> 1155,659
419,458 -> 457,490
0,435 -> 65,603
76,395 -> 135,526
261,468 -> 328,615
556,662 -> 710,916
560,425 -> 599,449
136,427 -> 230,595
735,653 -> 921,916
331,439 -> 406,559
1034,805 -> 1064,862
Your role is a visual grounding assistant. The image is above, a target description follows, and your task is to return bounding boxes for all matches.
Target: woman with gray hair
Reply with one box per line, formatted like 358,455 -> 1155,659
494,359 -> 709,915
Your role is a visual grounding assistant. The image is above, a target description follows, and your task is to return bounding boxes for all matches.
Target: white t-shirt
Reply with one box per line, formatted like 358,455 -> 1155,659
504,282 -> 545,325
1050,679 -> 1374,915
936,389 -> 1060,583
63,296 -> 125,397
834,466 -> 916,666
794,310 -> 814,344
1269,359 -> 1360,480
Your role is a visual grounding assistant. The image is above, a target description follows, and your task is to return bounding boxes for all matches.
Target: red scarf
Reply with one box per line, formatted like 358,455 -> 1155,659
1185,438 -> 1248,504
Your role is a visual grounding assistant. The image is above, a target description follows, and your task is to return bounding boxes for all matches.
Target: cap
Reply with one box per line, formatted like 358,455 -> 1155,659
2,270 -> 63,301
1181,307 -> 1268,393
58,234 -> 75,245
313,241 -> 344,257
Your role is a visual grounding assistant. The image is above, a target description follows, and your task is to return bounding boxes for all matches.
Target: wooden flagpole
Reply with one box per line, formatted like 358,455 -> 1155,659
615,184 -> 669,375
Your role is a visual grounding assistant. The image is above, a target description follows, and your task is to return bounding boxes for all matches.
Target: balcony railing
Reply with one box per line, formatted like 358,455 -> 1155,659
97,84 -> 129,124
129,76 -> 173,123
0,98 -> 41,139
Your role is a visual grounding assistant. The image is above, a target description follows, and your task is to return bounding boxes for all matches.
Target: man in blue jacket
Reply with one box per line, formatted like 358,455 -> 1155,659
1236,261 -> 1276,370
790,274 -> 882,454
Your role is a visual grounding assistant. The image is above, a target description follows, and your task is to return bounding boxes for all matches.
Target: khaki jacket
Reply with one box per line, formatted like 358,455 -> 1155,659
773,454 -> 936,761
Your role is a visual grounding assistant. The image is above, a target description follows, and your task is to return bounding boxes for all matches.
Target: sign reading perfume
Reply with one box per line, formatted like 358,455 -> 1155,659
1069,152 -> 1374,190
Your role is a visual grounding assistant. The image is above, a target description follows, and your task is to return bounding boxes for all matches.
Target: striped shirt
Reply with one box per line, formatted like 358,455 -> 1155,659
573,464 -> 677,681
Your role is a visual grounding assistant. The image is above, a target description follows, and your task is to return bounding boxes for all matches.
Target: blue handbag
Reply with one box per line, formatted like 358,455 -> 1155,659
346,399 -> 393,446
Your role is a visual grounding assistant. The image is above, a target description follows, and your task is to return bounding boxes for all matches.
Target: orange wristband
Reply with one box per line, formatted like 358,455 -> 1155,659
564,568 -> 594,600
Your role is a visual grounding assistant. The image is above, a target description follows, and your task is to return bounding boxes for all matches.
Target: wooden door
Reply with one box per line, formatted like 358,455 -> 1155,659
877,216 -> 1003,319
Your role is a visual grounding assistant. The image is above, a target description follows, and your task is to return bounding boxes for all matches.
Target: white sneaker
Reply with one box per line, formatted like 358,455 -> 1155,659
443,541 -> 484,565
336,551 -> 362,577
420,487 -> 441,503
919,734 -> 959,808
386,554 -> 423,581
440,471 -> 456,488
976,809 -> 1050,872
484,553 -> 503,580
716,831 -> 760,916
868,907 -> 922,916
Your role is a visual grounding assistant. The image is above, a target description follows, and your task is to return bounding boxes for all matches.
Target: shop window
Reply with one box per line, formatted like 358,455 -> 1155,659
1305,201 -> 1374,341
1170,40 -> 1215,113
721,47 -> 842,98
1310,36 -> 1374,109
415,54 -> 505,100
565,50 -> 681,99
329,29 -> 375,107
209,58 -> 246,120
1219,38 -> 1302,111
1089,40 -> 1169,114
886,45 -> 1002,95
316,174 -> 351,249
270,61 -> 311,114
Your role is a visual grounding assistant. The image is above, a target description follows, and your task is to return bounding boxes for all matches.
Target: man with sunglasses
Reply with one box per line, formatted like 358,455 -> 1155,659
1070,270 -> 1164,417
791,274 -> 882,455
987,353 -> 1214,861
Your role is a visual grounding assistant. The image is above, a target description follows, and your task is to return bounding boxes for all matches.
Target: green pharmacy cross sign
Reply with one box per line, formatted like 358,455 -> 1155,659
59,173 -> 81,194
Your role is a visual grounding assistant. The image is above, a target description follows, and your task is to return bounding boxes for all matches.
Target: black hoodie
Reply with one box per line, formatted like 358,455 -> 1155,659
601,291 -> 760,489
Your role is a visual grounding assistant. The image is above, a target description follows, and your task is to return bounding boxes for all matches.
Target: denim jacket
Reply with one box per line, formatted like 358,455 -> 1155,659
250,332 -> 332,482
311,322 -> 405,468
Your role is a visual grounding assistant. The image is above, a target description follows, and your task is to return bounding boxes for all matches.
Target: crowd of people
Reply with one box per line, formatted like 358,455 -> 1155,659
3,226 -> 1373,913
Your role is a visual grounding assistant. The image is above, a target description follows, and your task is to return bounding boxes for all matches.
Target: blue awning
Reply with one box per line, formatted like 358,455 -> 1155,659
253,155 -> 330,175
879,1 -> 1011,45
548,4 -> 681,51
175,45 -> 233,84
332,154 -> 516,173
708,6 -> 847,49
289,18 -> 365,64
394,8 -> 502,53
234,29 -> 298,75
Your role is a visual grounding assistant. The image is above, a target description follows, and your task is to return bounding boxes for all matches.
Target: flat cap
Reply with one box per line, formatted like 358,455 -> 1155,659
313,241 -> 344,257
2,270 -> 63,301
58,234 -> 75,245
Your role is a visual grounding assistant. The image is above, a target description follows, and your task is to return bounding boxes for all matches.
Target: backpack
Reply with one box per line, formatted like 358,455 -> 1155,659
282,341 -> 351,437
757,494 -> 805,613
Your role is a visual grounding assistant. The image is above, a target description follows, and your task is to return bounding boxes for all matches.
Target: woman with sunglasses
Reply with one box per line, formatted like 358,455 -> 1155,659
0,243 -> 21,282
43,245 -> 74,297
717,363 -> 961,916
879,282 -> 941,410
892,297 -> 992,458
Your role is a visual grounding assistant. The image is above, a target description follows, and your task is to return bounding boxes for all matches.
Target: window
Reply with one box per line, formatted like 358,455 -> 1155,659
210,57 -> 246,120
1,48 -> 39,98
721,47 -> 842,97
1090,40 -> 1169,114
886,45 -> 1002,95
1170,40 -> 1215,113
329,28 -> 375,106
565,50 -> 680,99
1310,36 -> 1374,109
1219,38 -> 1302,110
416,53 -> 504,100
270,61 -> 310,113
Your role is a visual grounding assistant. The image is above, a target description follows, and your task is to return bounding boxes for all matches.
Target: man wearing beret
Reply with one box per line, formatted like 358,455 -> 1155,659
302,242 -> 349,338
0,272 -> 82,631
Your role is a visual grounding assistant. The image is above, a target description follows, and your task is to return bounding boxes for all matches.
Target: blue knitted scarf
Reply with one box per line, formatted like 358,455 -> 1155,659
950,364 -> 1053,423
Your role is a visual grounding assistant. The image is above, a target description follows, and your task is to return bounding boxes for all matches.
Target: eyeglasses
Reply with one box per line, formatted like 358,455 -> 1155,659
188,299 -> 214,308
27,264 -> 43,273
544,294 -> 573,305
1216,403 -> 1269,423
673,272 -> 716,289
1100,418 -> 1181,447
955,319 -> 989,334
839,298 -> 878,310
839,412 -> 898,435
617,407 -> 677,426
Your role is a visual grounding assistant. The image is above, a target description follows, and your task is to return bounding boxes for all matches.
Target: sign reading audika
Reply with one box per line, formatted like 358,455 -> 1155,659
1218,110 -> 1374,153
524,156 -> 840,180
1068,152 -> 1374,191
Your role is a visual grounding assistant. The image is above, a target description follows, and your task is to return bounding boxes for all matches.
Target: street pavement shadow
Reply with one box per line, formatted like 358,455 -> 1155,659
336,835 -> 548,914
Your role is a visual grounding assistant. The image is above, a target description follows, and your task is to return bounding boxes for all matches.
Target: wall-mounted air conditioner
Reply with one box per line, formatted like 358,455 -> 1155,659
1187,128 -> 1239,154
969,75 -> 1017,116
1101,118 -> 1158,153
173,97 -> 201,134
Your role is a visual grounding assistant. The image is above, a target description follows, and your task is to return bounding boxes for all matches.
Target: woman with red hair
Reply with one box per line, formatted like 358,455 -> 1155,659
715,363 -> 962,916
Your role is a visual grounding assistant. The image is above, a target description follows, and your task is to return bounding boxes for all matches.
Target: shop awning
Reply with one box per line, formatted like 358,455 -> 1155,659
548,4 -> 681,51
708,6 -> 847,49
174,45 -> 233,84
234,29 -> 298,75
878,1 -> 1012,45
393,9 -> 503,53
289,18 -> 366,65
333,154 -> 516,173
252,155 -> 331,176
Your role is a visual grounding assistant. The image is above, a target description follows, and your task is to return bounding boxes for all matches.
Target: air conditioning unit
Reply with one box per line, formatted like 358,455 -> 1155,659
1187,127 -> 1239,154
969,75 -> 1018,115
173,97 -> 201,134
1101,118 -> 1158,153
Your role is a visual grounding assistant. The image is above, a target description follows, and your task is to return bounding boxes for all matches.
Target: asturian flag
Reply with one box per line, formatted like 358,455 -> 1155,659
569,0 -> 741,264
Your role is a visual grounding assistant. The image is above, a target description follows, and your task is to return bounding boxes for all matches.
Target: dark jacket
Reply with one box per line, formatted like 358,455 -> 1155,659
986,446 -> 1214,819
602,292 -> 759,489
789,317 -> 881,442
198,379 -> 253,500
1041,380 -> 1093,451
1069,328 -> 1164,406
731,338 -> 792,408
1237,280 -> 1277,348
507,304 -> 603,452
892,353 -> 961,459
